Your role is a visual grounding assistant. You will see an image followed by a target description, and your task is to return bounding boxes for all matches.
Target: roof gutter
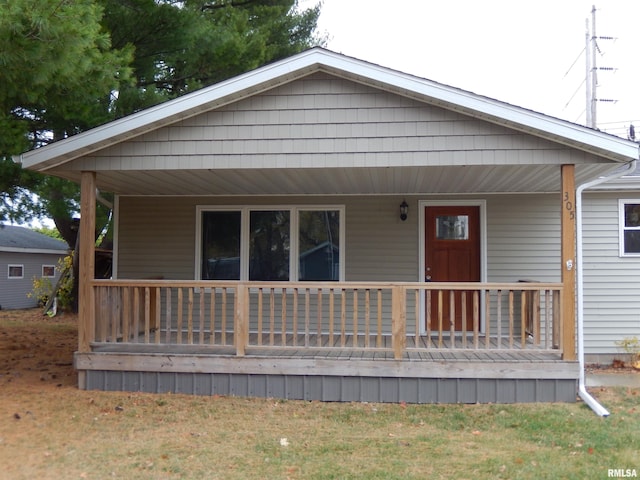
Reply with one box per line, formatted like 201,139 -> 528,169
576,157 -> 638,417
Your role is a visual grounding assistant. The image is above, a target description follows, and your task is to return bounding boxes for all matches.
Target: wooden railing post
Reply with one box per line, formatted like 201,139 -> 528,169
235,283 -> 249,356
392,286 -> 406,360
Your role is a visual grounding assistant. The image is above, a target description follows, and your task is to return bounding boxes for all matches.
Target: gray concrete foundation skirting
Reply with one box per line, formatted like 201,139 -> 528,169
85,371 -> 578,404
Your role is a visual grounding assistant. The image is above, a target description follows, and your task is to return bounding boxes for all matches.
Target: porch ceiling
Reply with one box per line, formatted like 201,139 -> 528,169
57,163 -> 616,196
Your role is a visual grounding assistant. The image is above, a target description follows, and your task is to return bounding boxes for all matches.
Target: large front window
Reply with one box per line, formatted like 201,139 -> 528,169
249,210 -> 290,281
201,211 -> 241,280
299,210 -> 340,281
198,206 -> 343,281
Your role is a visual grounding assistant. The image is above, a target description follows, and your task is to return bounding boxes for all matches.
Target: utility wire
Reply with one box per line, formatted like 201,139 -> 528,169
563,47 -> 585,78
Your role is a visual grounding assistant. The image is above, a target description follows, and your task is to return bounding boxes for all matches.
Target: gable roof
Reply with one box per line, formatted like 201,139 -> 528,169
17,48 -> 639,197
19,48 -> 638,173
0,225 -> 68,254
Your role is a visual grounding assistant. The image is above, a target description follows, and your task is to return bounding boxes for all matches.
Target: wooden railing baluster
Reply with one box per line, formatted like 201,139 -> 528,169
221,288 -> 227,345
282,288 -> 287,347
484,290 -> 490,349
293,288 -> 299,347
461,291 -> 467,348
269,288 -> 275,346
365,289 -> 370,349
199,288 -> 205,345
496,290 -> 502,349
89,280 -> 563,357
317,289 -> 322,347
165,288 -> 172,344
508,290 -> 514,349
176,288 -> 183,344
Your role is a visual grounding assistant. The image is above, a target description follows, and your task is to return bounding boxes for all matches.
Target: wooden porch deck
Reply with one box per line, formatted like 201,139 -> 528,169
92,332 -> 562,362
78,280 -> 577,403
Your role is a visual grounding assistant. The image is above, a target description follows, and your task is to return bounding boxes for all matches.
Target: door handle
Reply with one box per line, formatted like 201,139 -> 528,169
425,275 -> 432,282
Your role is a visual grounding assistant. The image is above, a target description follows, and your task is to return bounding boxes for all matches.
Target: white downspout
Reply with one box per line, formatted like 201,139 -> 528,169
576,158 -> 637,416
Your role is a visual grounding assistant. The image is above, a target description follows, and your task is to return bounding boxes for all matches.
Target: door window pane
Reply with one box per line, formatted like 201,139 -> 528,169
201,211 -> 241,279
436,215 -> 469,240
250,210 -> 290,281
299,210 -> 340,281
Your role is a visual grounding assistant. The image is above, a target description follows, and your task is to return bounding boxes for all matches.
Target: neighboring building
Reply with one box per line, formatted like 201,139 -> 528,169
18,48 -> 640,403
582,164 -> 640,363
0,225 -> 68,310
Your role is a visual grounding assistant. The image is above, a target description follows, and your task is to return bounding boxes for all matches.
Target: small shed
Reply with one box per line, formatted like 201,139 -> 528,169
0,225 -> 69,309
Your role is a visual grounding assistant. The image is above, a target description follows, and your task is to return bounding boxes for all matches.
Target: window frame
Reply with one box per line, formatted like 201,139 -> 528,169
195,205 -> 345,282
8,264 -> 24,279
619,199 -> 640,257
42,265 -> 56,278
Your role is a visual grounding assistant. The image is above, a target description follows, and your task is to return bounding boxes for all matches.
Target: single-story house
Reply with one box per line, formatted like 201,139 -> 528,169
0,225 -> 68,310
17,48 -> 639,404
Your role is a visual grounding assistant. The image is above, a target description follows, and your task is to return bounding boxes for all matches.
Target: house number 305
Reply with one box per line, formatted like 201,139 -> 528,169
564,192 -> 575,220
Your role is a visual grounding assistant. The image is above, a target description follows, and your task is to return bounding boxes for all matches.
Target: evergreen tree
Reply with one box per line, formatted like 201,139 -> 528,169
1,0 -> 324,231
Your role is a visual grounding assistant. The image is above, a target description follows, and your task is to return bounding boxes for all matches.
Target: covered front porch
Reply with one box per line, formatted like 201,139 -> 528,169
23,49 -> 638,403
74,277 -> 579,403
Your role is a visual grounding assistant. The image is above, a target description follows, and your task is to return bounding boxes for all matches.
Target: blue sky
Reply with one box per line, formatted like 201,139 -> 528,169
314,0 -> 640,138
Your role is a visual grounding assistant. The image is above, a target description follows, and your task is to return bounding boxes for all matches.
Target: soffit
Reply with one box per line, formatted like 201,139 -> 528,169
49,163 -> 617,196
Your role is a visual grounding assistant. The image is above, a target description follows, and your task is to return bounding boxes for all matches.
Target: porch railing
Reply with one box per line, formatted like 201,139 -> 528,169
90,280 -> 563,359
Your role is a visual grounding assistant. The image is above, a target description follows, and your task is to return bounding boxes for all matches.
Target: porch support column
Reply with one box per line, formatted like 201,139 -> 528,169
78,171 -> 96,355
561,164 -> 576,360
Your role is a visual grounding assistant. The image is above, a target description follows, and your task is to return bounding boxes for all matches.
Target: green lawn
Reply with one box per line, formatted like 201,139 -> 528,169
1,386 -> 638,479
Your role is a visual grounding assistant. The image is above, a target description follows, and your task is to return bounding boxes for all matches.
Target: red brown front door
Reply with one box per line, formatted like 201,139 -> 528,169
425,205 -> 480,332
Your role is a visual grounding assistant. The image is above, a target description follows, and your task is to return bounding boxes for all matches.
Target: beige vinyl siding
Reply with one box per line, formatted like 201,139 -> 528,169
484,195 -> 561,338
117,195 -> 419,334
72,73 -> 592,174
582,192 -> 640,354
117,197 -> 196,279
116,193 -> 564,337
117,193 -> 563,284
486,195 -> 561,283
117,195 -> 419,282
344,196 -> 418,282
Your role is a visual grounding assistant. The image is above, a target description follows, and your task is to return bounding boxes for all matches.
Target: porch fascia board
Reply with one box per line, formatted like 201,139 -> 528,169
74,352 -> 579,380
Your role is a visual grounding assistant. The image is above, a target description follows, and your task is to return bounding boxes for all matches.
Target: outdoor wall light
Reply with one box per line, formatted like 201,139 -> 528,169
400,200 -> 408,221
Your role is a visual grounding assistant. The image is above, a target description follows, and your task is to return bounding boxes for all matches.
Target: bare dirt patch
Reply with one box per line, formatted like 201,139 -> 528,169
0,308 -> 77,390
